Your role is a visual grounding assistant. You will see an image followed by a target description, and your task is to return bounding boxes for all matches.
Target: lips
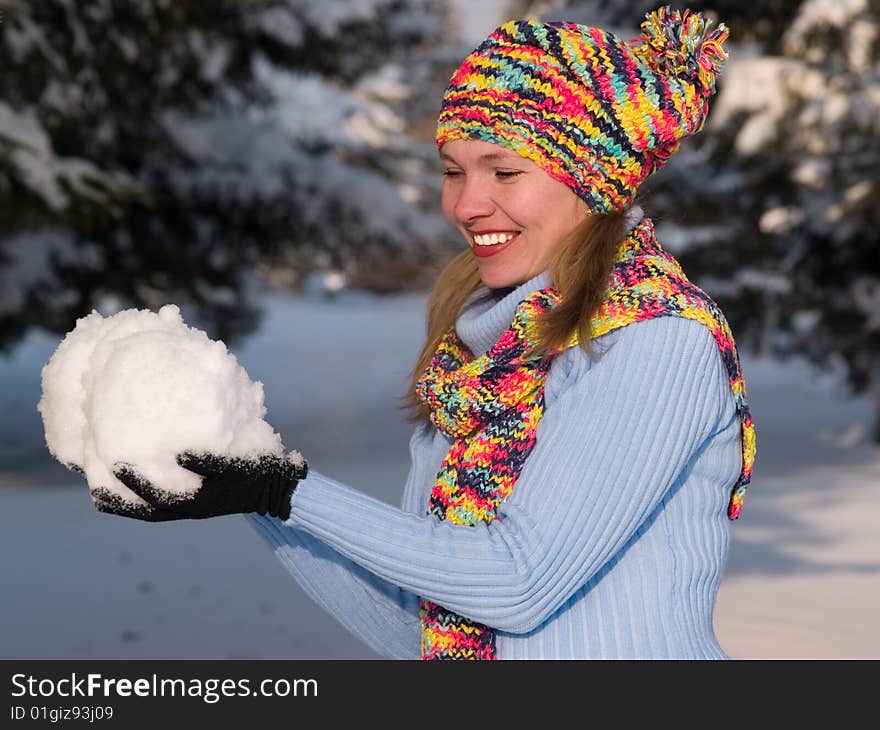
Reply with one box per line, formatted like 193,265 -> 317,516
469,232 -> 519,258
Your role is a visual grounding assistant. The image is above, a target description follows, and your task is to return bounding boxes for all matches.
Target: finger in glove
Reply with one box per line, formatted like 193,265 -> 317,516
176,451 -> 231,478
90,485 -> 178,522
113,463 -> 182,510
176,451 -> 302,481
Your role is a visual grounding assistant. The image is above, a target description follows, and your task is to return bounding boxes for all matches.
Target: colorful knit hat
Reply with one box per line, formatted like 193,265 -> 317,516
435,6 -> 729,214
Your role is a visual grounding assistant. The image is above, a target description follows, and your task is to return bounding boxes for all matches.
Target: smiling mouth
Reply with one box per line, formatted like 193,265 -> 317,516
468,231 -> 519,258
471,231 -> 518,247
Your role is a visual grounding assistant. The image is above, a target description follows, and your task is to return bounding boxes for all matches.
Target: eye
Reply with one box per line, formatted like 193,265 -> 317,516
495,170 -> 523,180
442,169 -> 463,178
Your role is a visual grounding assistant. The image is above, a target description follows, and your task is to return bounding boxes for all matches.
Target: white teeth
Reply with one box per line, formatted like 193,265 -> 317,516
473,232 -> 515,246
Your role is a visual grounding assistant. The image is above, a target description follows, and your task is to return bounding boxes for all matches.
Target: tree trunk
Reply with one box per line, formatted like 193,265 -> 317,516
875,381 -> 880,445
757,294 -> 779,357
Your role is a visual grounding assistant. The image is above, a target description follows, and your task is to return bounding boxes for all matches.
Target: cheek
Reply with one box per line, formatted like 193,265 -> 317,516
508,187 -> 553,227
539,188 -> 587,235
440,186 -> 457,224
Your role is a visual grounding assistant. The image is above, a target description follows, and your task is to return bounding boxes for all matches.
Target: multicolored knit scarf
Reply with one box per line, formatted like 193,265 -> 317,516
415,216 -> 756,660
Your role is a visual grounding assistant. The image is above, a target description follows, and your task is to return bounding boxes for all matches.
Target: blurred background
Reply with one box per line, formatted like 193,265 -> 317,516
1,0 -> 878,659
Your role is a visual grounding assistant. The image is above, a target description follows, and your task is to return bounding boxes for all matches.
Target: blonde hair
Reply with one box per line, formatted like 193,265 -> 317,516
401,207 -> 630,425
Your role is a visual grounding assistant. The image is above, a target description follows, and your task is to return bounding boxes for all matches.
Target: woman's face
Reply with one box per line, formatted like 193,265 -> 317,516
440,139 -> 589,289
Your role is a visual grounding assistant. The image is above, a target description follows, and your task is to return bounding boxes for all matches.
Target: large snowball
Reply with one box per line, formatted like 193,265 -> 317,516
38,304 -> 283,504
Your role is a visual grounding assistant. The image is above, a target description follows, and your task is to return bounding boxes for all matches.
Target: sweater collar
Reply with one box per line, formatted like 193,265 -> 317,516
455,271 -> 553,358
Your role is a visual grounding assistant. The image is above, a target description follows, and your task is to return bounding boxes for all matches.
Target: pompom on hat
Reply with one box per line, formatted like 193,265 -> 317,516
435,6 -> 729,214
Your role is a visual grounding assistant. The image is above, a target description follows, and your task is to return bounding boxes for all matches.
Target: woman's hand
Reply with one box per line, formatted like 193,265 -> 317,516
89,451 -> 308,522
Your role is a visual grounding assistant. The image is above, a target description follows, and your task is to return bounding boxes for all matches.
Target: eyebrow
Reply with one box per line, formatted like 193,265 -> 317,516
440,151 -> 523,164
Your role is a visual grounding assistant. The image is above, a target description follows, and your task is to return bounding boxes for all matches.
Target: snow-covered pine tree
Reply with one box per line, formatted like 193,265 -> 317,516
706,0 -> 880,444
514,0 -> 880,442
0,0 -> 456,348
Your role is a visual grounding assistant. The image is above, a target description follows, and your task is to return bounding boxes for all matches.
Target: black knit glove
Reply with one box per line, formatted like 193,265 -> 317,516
90,451 -> 308,522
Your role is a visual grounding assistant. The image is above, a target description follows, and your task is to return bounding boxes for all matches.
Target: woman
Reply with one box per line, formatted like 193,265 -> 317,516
93,7 -> 756,660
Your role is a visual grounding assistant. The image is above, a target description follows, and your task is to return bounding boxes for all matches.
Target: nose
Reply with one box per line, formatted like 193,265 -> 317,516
450,175 -> 495,224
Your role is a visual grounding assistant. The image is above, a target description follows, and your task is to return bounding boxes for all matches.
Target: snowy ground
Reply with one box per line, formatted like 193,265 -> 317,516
1,289 -> 878,659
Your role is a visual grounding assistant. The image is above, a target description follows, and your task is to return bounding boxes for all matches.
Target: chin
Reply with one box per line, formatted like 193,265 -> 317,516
479,273 -> 518,289
477,266 -> 529,290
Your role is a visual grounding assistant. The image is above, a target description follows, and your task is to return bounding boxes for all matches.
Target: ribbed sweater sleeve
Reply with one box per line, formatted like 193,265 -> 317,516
284,315 -> 732,634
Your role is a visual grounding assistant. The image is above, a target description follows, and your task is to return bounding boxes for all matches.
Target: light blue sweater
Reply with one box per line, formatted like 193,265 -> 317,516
249,269 -> 742,660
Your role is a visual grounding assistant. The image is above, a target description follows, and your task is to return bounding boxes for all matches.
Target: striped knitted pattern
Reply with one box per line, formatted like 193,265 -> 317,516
592,217 -> 755,517
416,291 -> 555,660
415,216 -> 755,659
435,8 -> 728,213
